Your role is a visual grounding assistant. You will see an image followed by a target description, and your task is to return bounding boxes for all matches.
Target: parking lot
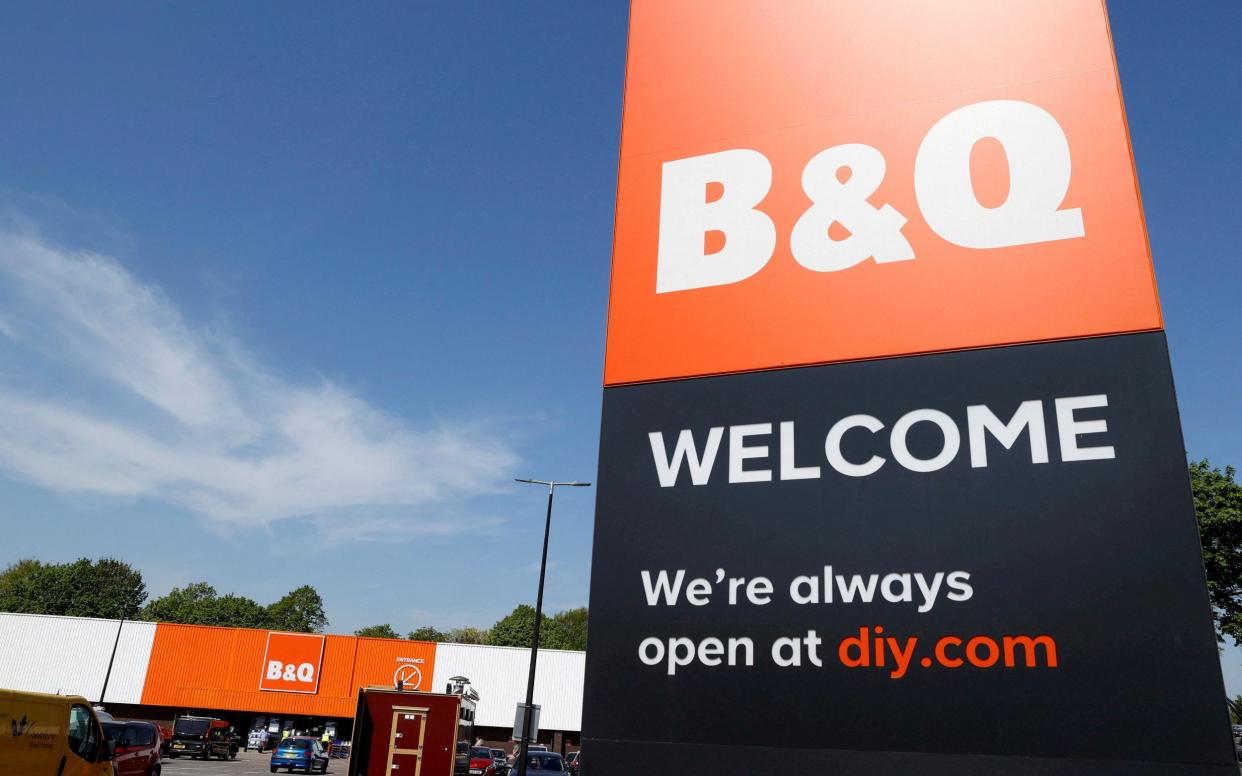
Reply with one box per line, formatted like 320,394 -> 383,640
160,750 -> 350,776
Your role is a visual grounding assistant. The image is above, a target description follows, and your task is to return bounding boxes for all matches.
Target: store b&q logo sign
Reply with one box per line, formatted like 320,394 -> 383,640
604,0 -> 1162,385
656,101 -> 1084,292
259,632 -> 326,694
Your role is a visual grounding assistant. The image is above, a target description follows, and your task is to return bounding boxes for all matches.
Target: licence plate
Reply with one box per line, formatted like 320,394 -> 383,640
173,744 -> 185,749
471,770 -> 483,774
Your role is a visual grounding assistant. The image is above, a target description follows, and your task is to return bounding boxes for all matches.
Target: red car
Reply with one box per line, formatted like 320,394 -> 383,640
469,746 -> 497,775
100,717 -> 162,776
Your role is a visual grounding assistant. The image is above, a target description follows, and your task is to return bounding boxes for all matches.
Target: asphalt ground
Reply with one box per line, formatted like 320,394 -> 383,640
159,749 -> 350,776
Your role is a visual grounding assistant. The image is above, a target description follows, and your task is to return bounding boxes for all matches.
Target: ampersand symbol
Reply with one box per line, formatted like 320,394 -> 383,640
791,143 -> 915,272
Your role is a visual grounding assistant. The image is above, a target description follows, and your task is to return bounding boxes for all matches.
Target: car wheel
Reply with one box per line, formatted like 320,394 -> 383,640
270,768 -> 278,774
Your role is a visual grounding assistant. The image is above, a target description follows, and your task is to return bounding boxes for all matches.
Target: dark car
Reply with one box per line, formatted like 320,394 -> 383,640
490,748 -> 509,776
101,719 -> 162,776
517,752 -> 566,776
270,736 -> 329,773
167,715 -> 237,760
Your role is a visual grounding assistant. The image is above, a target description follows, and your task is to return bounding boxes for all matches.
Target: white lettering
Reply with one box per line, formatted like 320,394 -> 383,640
1055,394 -> 1116,461
968,400 -> 1049,467
657,149 -> 776,293
729,423 -> 772,483
649,428 -> 723,487
891,409 -> 960,472
825,414 -> 885,477
915,100 -> 1084,248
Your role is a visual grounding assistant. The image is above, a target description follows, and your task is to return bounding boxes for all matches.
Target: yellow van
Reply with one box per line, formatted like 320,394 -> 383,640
0,689 -> 114,775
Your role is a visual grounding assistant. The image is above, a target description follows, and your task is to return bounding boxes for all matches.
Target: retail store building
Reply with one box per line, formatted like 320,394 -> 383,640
0,613 -> 584,751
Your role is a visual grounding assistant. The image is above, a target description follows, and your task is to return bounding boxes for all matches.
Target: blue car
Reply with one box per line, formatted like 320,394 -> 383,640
517,752 -> 566,775
270,737 -> 329,773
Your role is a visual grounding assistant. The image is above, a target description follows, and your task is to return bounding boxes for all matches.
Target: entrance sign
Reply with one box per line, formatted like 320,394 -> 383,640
259,632 -> 326,694
585,2 -> 1232,774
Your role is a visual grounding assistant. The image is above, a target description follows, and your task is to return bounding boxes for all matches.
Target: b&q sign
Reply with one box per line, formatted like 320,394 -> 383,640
259,632 -> 325,694
584,2 -> 1232,775
603,0 -> 1159,385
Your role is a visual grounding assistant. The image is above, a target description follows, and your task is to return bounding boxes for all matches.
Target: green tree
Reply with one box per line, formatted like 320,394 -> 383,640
408,626 -> 451,642
265,585 -> 329,633
144,583 -> 223,624
0,559 -> 46,613
450,626 -> 490,645
356,624 -> 400,639
1190,460 -> 1242,642
144,582 -> 325,631
84,558 -> 148,618
486,605 -> 569,649
552,607 -> 588,651
0,557 -> 146,619
205,594 -> 271,629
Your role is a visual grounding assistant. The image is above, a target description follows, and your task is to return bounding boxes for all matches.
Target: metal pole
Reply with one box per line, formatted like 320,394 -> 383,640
517,484 -> 555,776
99,614 -> 125,704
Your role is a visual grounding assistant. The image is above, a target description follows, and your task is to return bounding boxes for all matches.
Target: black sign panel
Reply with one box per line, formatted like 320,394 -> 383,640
582,332 -> 1232,775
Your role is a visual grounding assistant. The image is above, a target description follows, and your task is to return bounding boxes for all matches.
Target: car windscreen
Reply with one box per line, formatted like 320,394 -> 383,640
174,718 -> 211,737
528,755 -> 564,771
471,747 -> 493,758
283,739 -> 313,750
101,722 -> 124,742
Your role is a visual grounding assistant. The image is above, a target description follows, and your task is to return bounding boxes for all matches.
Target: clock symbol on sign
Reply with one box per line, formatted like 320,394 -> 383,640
394,664 -> 422,688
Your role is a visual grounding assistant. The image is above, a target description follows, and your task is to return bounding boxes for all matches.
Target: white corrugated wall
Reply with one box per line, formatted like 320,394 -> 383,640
0,612 -> 156,704
432,643 -> 584,732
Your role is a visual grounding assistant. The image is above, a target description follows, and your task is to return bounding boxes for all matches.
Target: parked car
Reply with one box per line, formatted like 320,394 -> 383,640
167,715 -> 237,760
101,719 -> 162,776
517,752 -> 566,775
565,750 -> 580,776
469,745 -> 496,775
490,747 -> 509,775
157,724 -> 173,756
270,736 -> 330,773
1,689 -> 115,776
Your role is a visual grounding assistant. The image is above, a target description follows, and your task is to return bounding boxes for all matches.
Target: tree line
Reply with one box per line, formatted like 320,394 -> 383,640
0,558 -> 328,634
354,604 -> 589,651
0,558 -> 588,648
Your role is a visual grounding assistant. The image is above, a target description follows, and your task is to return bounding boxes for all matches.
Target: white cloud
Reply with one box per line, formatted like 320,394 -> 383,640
0,231 -> 520,532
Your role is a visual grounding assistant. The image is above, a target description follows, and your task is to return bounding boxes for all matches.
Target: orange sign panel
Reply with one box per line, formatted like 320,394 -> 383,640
259,632 -> 326,694
604,0 -> 1160,385
352,638 -> 436,692
141,623 -> 439,717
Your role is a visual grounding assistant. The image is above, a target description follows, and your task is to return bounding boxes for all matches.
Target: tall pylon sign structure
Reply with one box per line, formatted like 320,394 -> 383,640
583,1 -> 1234,774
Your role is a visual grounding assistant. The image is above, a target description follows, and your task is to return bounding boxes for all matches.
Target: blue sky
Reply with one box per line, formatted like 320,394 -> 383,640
1,2 -> 1240,687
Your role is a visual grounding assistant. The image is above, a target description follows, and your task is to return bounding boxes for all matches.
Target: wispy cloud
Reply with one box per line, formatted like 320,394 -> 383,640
0,230 -> 520,534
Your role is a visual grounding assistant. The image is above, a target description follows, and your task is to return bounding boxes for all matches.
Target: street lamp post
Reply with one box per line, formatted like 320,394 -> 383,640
99,604 -> 134,705
513,478 -> 590,776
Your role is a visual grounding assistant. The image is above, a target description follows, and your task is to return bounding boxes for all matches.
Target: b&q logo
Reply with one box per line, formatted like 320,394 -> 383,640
604,0 -> 1162,385
259,632 -> 326,694
656,101 -> 1083,293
